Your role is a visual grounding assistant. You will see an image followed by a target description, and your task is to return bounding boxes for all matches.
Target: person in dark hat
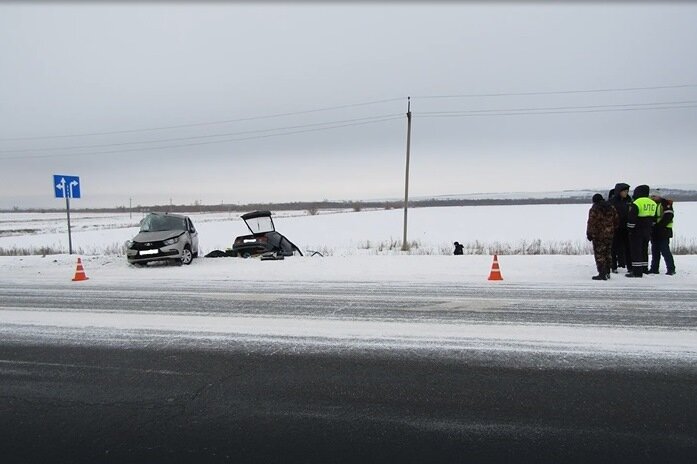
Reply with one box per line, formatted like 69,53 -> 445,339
609,183 -> 632,273
626,185 -> 657,278
453,241 -> 464,255
586,193 -> 619,280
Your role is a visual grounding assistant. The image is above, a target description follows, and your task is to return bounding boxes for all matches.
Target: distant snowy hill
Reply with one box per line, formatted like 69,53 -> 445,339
412,187 -> 697,202
417,190 -> 598,201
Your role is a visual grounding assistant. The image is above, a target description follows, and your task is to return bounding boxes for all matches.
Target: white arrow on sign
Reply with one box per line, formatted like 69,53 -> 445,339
56,177 -> 67,198
69,180 -> 78,198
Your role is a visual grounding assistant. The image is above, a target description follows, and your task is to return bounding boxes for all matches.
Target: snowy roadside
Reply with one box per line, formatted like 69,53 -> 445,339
1,254 -> 694,288
2,254 -> 695,367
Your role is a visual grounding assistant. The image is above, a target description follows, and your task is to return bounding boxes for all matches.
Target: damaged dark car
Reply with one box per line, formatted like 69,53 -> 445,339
230,210 -> 303,258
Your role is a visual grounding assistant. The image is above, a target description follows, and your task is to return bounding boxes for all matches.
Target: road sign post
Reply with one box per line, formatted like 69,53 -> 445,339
53,175 -> 81,255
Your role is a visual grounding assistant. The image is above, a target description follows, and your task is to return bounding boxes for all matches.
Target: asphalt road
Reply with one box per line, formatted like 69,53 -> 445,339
1,282 -> 697,463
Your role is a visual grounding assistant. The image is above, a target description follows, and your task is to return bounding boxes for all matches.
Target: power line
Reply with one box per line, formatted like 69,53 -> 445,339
3,83 -> 696,142
0,113 -> 403,155
7,100 -> 692,156
0,97 -> 406,142
414,84 -> 697,99
419,100 -> 697,116
0,115 -> 403,161
417,104 -> 697,118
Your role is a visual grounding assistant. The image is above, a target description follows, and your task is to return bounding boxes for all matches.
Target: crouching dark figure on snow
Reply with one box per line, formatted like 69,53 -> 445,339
453,241 -> 464,255
586,193 -> 619,280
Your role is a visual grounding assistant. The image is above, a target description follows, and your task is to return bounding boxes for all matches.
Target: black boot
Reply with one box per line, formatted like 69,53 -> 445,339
625,271 -> 643,278
592,273 -> 608,281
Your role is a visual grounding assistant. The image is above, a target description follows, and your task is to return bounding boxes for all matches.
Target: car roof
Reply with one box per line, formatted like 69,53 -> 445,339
147,212 -> 190,220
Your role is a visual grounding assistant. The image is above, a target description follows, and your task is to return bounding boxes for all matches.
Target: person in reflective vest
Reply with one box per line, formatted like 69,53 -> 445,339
626,185 -> 657,278
649,191 -> 676,275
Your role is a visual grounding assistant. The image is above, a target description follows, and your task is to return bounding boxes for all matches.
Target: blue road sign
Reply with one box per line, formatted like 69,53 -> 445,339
53,175 -> 81,199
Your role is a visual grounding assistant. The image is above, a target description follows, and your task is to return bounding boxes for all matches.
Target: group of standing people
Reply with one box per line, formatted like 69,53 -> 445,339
586,183 -> 675,281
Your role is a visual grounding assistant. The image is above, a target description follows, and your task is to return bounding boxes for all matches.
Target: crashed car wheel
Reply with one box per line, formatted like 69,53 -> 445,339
181,246 -> 193,265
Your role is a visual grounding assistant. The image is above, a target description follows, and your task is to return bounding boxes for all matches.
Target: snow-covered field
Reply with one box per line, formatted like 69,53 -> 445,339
2,203 -> 697,256
1,202 -> 695,289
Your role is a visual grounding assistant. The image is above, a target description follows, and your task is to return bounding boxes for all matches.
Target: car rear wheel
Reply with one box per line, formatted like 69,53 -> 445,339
181,246 -> 193,265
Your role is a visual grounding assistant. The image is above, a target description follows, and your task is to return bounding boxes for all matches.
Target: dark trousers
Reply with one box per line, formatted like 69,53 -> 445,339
629,232 -> 649,275
651,237 -> 675,273
593,239 -> 612,275
611,229 -> 630,270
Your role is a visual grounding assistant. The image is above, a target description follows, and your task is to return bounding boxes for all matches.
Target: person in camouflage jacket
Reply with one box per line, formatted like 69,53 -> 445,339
586,193 -> 620,280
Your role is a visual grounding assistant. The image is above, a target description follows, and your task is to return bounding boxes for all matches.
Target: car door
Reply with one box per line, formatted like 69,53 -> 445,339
187,218 -> 199,255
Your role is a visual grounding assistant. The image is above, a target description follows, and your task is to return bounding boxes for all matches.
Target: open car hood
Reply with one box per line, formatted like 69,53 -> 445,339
241,210 -> 275,234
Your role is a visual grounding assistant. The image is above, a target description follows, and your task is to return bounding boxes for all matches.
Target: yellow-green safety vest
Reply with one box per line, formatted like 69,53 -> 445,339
656,203 -> 674,229
634,197 -> 657,218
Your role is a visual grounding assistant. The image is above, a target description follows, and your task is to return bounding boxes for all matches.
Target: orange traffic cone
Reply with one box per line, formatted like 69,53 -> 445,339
488,254 -> 503,281
72,257 -> 89,281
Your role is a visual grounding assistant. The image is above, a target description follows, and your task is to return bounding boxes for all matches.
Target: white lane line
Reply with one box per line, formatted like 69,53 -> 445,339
0,359 -> 194,376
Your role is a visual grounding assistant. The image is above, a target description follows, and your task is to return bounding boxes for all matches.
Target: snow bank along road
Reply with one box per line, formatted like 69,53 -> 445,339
1,270 -> 697,463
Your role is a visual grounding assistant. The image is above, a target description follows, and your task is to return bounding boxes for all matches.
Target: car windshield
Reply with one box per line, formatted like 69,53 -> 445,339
140,215 -> 187,232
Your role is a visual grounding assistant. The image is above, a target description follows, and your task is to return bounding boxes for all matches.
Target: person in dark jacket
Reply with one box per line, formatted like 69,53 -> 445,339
453,241 -> 464,255
626,185 -> 657,278
586,193 -> 619,280
649,191 -> 676,275
609,183 -> 632,273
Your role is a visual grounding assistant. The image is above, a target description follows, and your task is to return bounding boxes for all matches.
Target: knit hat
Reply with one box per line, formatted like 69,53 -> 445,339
592,193 -> 604,203
634,185 -> 650,199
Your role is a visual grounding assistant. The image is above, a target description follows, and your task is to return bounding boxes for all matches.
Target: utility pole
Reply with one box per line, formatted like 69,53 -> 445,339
401,96 -> 412,251
129,197 -> 132,220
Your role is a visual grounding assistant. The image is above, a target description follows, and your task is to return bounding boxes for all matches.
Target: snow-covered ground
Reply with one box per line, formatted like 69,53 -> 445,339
1,254 -> 694,288
1,254 -> 696,365
1,203 -> 695,364
2,203 -> 696,256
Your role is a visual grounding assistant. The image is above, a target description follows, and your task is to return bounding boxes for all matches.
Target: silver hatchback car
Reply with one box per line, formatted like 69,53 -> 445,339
126,213 -> 200,266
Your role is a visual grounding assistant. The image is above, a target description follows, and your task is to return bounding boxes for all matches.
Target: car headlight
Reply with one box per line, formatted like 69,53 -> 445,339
126,240 -> 133,248
163,237 -> 180,246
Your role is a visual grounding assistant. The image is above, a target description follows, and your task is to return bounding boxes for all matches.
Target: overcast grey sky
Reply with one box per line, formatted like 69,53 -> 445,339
1,2 -> 697,208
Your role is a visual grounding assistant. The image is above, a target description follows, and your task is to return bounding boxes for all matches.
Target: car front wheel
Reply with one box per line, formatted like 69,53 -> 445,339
181,246 -> 193,265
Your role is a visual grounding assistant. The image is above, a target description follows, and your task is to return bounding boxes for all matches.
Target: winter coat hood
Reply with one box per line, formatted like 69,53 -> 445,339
633,184 -> 650,199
